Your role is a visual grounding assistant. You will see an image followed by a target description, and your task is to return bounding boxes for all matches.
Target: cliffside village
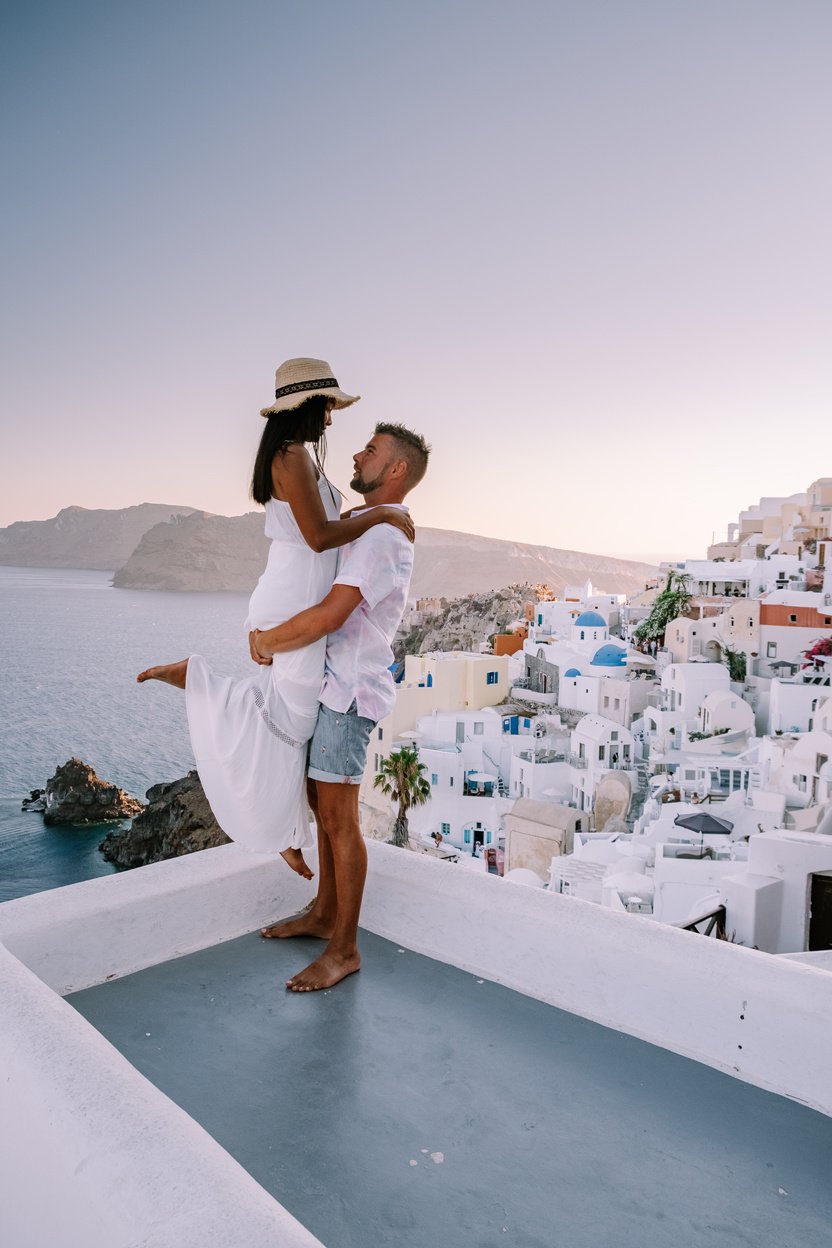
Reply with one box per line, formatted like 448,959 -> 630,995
361,476 -> 832,959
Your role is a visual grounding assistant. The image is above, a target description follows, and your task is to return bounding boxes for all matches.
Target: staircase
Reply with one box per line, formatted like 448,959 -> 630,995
628,760 -> 652,829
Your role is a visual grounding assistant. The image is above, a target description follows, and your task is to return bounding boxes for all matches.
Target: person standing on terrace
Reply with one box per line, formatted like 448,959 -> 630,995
256,423 -> 430,991
137,358 -> 414,882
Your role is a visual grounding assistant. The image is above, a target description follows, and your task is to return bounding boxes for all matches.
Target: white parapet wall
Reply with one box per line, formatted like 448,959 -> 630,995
359,844 -> 832,1118
1,839 -> 831,1247
0,846 -> 323,1248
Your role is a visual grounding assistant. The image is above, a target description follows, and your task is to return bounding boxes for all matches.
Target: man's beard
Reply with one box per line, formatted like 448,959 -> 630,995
350,471 -> 385,495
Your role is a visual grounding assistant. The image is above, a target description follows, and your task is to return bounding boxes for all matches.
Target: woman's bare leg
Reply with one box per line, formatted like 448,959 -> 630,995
280,847 -> 314,880
136,659 -> 189,688
262,780 -> 337,938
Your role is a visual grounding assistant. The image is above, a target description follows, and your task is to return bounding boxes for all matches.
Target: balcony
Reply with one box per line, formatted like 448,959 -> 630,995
567,752 -> 588,769
1,844 -> 831,1247
518,749 -> 564,764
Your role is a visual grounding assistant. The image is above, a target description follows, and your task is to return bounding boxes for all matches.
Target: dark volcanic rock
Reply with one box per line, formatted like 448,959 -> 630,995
99,771 -> 229,868
42,759 -> 143,825
22,788 -> 46,812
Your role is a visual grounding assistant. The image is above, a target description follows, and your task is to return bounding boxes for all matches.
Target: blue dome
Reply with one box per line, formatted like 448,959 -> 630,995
591,644 -> 627,668
575,610 -> 606,628
564,667 -> 581,678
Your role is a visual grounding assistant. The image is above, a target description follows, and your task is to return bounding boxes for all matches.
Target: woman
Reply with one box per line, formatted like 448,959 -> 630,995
137,358 -> 413,879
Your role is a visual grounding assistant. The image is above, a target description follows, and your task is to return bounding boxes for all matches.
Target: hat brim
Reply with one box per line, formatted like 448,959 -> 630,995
260,387 -> 360,418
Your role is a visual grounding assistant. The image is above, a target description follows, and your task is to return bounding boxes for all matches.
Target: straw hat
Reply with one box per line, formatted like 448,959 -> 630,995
260,357 -> 360,417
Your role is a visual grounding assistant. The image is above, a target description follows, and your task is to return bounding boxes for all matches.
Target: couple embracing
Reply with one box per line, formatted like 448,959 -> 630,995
138,358 -> 430,991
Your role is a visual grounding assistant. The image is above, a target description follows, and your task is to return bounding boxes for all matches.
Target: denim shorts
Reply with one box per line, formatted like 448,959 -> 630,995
308,701 -> 376,785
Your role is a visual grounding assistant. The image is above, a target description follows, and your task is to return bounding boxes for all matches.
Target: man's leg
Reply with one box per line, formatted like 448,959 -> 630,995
285,781 -> 366,991
261,779 -> 338,939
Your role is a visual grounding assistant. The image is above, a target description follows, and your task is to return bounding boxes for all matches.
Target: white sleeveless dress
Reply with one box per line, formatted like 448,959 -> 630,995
185,477 -> 341,853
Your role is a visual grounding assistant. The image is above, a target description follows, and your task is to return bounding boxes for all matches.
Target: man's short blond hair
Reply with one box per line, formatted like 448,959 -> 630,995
375,422 -> 431,487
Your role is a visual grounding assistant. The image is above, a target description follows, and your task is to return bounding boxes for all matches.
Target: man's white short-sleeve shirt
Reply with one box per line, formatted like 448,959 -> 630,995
319,510 -> 414,723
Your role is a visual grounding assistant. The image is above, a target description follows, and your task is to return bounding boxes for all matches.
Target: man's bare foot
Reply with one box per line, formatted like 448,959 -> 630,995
261,908 -> 335,940
136,659 -> 188,689
285,949 -> 360,992
280,848 -> 314,880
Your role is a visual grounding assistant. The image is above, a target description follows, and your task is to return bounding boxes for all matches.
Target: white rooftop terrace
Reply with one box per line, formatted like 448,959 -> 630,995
2,843 -> 832,1247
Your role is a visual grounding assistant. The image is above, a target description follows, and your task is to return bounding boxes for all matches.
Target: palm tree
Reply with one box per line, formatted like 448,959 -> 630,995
634,570 -> 693,647
373,746 -> 432,848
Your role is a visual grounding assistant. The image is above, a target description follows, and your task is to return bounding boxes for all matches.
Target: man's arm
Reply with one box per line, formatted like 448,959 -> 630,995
252,584 -> 363,660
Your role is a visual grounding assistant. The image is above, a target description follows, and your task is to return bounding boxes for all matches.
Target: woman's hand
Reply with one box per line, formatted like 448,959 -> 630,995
376,506 -> 415,543
249,630 -> 272,665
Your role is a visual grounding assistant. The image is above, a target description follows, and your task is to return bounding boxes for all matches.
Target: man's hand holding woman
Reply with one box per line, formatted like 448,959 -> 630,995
249,630 -> 273,665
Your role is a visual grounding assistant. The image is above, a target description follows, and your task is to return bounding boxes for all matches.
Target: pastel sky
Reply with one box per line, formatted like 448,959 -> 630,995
2,1 -> 830,562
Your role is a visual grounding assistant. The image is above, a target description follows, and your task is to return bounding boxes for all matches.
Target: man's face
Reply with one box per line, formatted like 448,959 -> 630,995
351,434 -> 396,494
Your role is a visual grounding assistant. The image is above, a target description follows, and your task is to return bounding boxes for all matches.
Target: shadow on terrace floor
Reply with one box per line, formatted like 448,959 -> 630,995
70,930 -> 832,1248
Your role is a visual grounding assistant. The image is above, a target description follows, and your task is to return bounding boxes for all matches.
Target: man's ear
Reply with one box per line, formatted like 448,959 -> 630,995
391,457 -> 409,482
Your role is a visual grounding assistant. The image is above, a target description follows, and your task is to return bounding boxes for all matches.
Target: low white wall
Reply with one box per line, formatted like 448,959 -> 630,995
0,846 -> 321,1248
2,836 -> 832,1248
359,843 -> 832,1117
0,841 -> 314,993
0,939 -> 324,1248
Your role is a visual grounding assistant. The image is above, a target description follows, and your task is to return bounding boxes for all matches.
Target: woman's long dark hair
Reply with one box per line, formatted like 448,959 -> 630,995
250,395 -> 330,505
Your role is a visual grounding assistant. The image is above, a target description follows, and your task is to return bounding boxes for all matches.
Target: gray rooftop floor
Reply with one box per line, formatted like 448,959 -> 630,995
70,930 -> 832,1248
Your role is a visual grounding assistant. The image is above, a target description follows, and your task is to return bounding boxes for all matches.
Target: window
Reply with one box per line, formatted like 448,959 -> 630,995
524,718 -> 530,728
474,722 -> 484,736
794,774 -> 807,793
449,776 -> 454,787
603,696 -> 610,708
431,773 -> 439,786
580,630 -> 585,640
599,745 -> 605,761
378,727 -> 383,741
767,642 -> 777,658
441,822 -> 450,836
614,698 -> 620,710
789,614 -> 798,624
464,829 -> 471,844
611,731 -> 618,741
486,671 -> 499,685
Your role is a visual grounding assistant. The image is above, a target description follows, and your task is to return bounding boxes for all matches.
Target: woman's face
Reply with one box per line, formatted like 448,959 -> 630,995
324,399 -> 335,428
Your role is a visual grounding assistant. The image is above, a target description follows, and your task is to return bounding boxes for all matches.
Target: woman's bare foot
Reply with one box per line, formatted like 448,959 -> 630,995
280,848 -> 314,880
136,659 -> 188,689
261,907 -> 334,940
285,948 -> 361,992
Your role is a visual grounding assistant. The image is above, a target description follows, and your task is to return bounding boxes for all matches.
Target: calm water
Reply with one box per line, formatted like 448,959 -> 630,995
0,566 -> 254,901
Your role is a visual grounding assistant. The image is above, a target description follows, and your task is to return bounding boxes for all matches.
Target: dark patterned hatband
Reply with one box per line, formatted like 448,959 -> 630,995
274,377 -> 338,400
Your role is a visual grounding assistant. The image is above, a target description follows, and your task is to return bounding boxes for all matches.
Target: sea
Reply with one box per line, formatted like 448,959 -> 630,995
0,566 -> 254,902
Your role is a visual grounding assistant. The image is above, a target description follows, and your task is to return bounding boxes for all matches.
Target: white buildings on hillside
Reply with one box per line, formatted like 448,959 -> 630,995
708,477 -> 832,561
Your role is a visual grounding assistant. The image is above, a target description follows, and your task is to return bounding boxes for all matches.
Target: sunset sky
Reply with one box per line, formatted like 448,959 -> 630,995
2,1 -> 831,561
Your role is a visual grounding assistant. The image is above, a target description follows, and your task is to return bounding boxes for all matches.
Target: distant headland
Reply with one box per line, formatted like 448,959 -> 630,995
0,504 -> 656,599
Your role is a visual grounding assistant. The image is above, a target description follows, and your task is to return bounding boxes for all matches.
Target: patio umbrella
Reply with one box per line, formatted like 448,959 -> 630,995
673,812 -> 734,835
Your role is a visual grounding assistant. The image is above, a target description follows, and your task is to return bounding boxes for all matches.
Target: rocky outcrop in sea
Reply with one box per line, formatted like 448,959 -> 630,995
99,771 -> 229,868
26,758 -> 144,825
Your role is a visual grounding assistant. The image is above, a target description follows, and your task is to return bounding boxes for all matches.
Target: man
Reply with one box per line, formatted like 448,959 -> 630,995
251,422 -> 430,991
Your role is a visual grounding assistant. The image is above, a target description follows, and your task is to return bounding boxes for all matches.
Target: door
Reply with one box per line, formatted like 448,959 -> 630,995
809,873 -> 832,951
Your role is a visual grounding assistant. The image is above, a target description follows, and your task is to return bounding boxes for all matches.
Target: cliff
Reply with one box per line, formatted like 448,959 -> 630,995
113,513 -> 655,598
112,511 -> 269,592
396,586 -> 531,658
0,503 -> 195,570
100,771 -> 229,867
